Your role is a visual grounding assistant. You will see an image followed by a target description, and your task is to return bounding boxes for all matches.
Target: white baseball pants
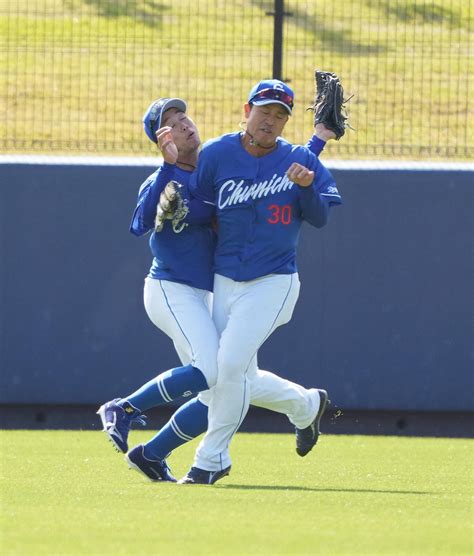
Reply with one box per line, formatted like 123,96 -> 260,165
194,272 -> 315,471
144,277 -> 319,431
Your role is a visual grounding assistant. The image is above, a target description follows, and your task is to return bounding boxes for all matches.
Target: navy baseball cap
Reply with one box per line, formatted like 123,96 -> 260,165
143,97 -> 187,143
247,79 -> 294,115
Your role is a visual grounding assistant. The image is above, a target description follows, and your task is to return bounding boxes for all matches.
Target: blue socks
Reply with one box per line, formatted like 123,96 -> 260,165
119,364 -> 208,412
143,397 -> 209,461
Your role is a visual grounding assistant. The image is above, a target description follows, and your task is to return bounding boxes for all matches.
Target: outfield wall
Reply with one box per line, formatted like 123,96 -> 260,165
1,158 -> 472,412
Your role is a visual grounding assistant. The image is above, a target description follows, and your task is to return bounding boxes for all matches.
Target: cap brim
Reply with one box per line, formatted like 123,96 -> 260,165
154,98 -> 187,132
144,98 -> 187,143
252,99 -> 292,115
159,98 -> 187,122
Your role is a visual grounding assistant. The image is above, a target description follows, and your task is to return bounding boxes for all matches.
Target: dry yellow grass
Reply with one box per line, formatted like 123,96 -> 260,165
0,0 -> 472,159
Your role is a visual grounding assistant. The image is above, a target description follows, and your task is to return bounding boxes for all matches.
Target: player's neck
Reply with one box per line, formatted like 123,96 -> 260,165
176,160 -> 196,171
240,131 -> 277,157
176,152 -> 198,171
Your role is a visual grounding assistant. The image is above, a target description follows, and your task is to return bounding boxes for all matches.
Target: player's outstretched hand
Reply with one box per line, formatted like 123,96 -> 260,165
314,123 -> 337,142
156,126 -> 178,164
287,163 -> 314,187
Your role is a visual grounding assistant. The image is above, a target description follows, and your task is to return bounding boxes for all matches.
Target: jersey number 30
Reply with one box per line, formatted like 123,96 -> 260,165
268,204 -> 292,225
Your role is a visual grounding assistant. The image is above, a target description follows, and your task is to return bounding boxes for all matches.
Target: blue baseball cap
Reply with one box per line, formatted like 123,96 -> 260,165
142,97 -> 187,143
247,79 -> 294,115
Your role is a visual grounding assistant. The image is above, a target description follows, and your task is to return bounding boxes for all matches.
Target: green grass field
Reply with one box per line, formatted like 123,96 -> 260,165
1,431 -> 472,555
1,0 -> 472,159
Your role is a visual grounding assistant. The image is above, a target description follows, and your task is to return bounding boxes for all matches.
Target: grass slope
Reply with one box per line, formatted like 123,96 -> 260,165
0,0 -> 472,158
1,430 -> 472,555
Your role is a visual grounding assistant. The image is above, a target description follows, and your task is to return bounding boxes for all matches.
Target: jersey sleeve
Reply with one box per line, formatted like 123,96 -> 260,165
313,160 -> 342,206
184,197 -> 215,225
188,145 -> 217,205
305,135 -> 326,158
296,153 -> 341,228
129,162 -> 176,236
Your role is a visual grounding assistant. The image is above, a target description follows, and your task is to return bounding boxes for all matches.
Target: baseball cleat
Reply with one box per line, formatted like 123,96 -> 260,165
125,445 -> 176,482
295,389 -> 330,457
96,398 -> 147,453
178,466 -> 231,485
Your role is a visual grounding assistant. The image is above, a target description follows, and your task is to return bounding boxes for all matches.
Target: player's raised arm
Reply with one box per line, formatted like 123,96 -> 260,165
188,139 -> 219,205
130,162 -> 177,236
184,170 -> 216,224
287,152 -> 342,229
155,126 -> 179,164
131,99 -> 205,235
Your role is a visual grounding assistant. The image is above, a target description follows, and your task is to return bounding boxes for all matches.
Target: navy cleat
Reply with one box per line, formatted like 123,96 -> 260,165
96,398 -> 147,453
126,445 -> 176,482
178,466 -> 231,485
295,389 -> 330,457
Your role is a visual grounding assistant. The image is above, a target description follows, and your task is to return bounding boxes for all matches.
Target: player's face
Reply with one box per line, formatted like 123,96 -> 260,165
245,103 -> 289,148
162,108 -> 201,154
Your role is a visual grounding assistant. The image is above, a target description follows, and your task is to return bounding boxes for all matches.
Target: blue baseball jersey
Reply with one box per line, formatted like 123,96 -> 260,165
130,135 -> 337,290
130,163 -> 216,291
189,133 -> 341,282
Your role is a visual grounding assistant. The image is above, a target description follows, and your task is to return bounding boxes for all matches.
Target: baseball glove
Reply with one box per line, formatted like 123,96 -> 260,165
154,180 -> 189,233
311,70 -> 353,140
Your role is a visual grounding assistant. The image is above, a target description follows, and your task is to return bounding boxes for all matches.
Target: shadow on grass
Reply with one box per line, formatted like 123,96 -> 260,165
65,0 -> 170,26
222,484 -> 435,495
373,1 -> 466,29
251,0 -> 384,56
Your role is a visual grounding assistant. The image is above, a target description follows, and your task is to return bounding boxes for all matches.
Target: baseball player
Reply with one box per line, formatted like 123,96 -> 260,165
178,79 -> 342,485
98,90 -> 338,483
